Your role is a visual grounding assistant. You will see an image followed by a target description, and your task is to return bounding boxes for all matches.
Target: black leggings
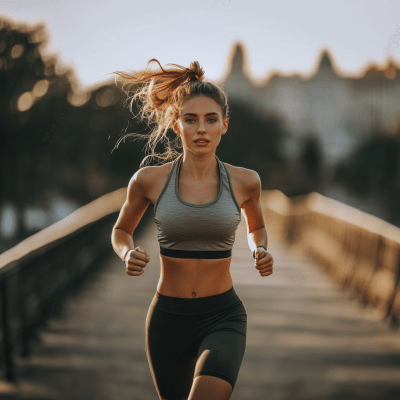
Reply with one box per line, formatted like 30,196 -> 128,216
145,286 -> 247,400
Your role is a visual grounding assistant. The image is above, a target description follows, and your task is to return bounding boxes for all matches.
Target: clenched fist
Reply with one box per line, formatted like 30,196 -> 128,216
254,247 -> 274,277
125,246 -> 150,276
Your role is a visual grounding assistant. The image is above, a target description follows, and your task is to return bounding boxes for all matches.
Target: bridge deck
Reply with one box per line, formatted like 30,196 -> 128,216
2,217 -> 400,400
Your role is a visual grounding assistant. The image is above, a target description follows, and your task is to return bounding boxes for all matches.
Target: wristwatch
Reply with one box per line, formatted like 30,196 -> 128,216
253,245 -> 267,259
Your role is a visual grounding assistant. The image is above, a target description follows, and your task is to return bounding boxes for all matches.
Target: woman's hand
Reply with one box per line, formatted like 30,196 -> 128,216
254,247 -> 274,277
125,246 -> 150,276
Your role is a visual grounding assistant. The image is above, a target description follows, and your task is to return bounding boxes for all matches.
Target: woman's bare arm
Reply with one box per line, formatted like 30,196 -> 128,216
240,170 -> 268,252
111,168 -> 151,262
240,169 -> 273,276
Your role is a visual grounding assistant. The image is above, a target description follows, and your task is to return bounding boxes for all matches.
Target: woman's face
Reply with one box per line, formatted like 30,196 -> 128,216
173,95 -> 229,155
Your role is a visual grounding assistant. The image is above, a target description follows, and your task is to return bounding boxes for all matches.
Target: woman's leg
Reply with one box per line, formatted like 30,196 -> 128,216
189,329 -> 247,399
189,375 -> 233,400
146,305 -> 197,400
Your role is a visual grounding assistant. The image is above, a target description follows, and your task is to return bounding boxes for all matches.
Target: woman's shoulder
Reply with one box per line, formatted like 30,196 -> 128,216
222,161 -> 260,188
221,161 -> 261,206
133,159 -> 176,200
136,159 -> 173,177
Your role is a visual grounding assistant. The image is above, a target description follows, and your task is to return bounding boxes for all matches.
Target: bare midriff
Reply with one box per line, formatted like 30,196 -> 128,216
157,255 -> 233,298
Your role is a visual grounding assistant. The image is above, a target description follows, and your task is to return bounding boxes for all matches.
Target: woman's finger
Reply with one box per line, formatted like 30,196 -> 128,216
126,267 -> 144,276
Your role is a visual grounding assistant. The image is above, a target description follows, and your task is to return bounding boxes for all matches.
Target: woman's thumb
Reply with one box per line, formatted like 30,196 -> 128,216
256,247 -> 265,259
136,246 -> 147,256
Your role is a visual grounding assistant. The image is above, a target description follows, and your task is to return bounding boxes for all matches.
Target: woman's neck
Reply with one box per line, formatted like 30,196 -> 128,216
180,153 -> 218,180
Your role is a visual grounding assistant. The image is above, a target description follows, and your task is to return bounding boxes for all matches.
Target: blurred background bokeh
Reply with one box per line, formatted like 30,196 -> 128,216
0,0 -> 399,247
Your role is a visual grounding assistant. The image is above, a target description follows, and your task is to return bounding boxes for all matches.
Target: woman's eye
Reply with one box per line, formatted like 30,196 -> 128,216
186,118 -> 216,123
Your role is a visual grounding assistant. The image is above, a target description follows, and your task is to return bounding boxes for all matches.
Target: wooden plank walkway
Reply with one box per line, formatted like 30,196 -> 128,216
2,213 -> 400,400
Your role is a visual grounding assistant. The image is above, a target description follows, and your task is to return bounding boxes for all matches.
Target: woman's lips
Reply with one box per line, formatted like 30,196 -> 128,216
194,141 -> 209,145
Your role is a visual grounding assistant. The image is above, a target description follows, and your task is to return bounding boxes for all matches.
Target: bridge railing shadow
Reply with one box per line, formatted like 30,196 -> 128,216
261,190 -> 400,330
0,188 -> 129,382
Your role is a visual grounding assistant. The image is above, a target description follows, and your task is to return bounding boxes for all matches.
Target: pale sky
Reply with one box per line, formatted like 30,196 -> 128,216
1,0 -> 400,90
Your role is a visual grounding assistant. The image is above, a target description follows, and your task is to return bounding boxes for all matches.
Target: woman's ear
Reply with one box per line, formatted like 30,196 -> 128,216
172,119 -> 179,135
222,118 -> 229,134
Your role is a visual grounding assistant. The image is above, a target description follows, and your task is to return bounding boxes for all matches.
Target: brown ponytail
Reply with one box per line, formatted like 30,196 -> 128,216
108,58 -> 229,168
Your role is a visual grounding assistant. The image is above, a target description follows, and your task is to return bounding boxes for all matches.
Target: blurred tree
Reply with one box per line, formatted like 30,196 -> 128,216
0,18 -> 84,240
0,16 -> 157,248
299,133 -> 322,192
0,18 -> 58,240
335,131 -> 400,226
217,99 -> 287,189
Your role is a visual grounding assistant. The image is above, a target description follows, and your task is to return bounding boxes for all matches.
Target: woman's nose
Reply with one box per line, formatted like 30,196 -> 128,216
198,120 -> 206,131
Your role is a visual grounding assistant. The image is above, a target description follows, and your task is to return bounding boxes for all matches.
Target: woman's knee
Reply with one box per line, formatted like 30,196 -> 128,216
189,375 -> 233,400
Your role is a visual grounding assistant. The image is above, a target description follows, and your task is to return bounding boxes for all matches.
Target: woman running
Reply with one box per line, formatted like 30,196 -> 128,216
111,59 -> 274,400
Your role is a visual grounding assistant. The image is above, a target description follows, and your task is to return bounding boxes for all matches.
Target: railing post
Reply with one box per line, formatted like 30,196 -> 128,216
18,266 -> 30,358
383,246 -> 400,329
0,275 -> 16,381
392,250 -> 400,329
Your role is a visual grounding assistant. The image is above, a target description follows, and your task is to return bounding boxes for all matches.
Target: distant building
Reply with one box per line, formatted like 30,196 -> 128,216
218,42 -> 400,166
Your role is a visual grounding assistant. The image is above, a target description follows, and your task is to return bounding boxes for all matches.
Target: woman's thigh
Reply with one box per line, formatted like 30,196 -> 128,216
194,329 -> 247,391
146,306 -> 198,400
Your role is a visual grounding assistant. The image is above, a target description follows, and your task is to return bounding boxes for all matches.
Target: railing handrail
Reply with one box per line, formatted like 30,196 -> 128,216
0,187 -> 132,381
261,189 -> 400,328
0,187 -> 127,272
262,190 -> 400,243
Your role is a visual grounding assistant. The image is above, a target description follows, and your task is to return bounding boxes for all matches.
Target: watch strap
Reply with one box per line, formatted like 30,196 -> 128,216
253,245 -> 267,259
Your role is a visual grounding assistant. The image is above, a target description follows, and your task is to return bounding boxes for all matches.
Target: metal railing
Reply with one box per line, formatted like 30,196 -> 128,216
261,190 -> 400,329
0,188 -> 129,381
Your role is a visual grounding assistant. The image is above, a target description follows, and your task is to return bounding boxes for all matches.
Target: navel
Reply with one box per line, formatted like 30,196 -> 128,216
192,292 -> 196,298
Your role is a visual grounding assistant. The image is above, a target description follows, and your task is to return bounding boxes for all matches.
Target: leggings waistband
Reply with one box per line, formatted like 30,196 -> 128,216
150,286 -> 241,315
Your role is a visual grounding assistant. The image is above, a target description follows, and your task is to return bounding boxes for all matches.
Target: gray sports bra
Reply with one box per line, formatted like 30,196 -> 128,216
154,153 -> 241,259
